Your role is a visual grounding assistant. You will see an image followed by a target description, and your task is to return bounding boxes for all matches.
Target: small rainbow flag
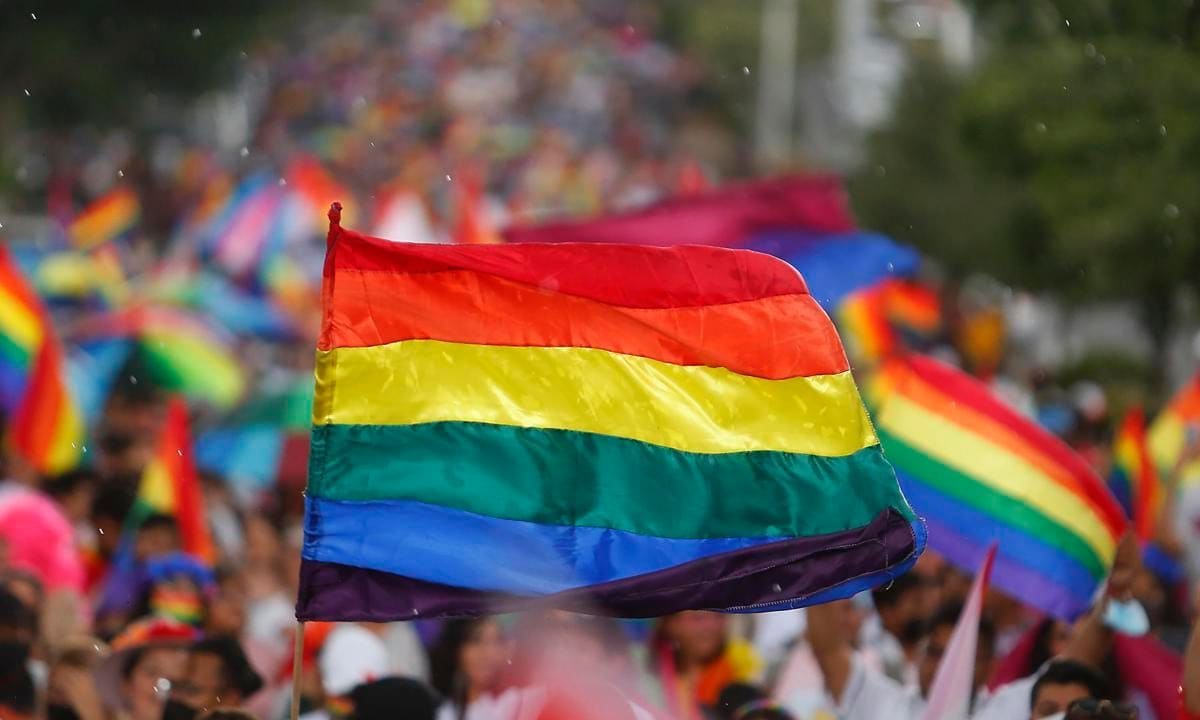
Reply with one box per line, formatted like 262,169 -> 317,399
77,306 -> 245,409
1148,371 -> 1200,478
0,247 -> 83,474
68,188 -> 140,250
837,283 -> 896,364
882,279 -> 941,337
872,354 -> 1127,619
1109,407 -> 1163,540
130,397 -> 214,563
295,207 -> 923,621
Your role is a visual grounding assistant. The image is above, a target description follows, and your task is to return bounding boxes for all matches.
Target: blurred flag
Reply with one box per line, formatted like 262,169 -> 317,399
76,305 -> 245,409
1148,371 -> 1200,478
871,354 -> 1126,619
453,174 -> 502,245
285,154 -> 355,228
371,189 -> 440,244
921,544 -> 996,720
98,398 -> 214,616
296,209 -> 923,621
68,187 -> 140,250
502,175 -> 856,246
838,283 -> 896,364
0,246 -> 83,474
1109,407 -> 1163,540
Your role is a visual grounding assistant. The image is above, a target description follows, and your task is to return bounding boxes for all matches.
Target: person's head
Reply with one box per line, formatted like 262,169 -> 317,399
205,568 -> 247,636
871,572 -> 926,646
0,586 -> 37,646
91,485 -> 135,556
917,602 -> 996,699
350,676 -> 439,720
120,645 -> 190,720
429,618 -> 510,707
43,469 -> 98,523
715,683 -> 795,720
660,610 -> 729,669
1029,618 -> 1073,675
1029,660 -> 1110,720
171,636 -> 263,713
1064,698 -> 1138,719
45,638 -> 108,720
135,513 -> 181,560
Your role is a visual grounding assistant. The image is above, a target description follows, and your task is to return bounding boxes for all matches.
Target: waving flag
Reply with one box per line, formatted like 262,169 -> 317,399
1148,371 -> 1200,478
872,354 -> 1126,619
295,206 -> 923,621
922,545 -> 996,720
0,246 -> 83,474
1109,407 -> 1163,540
68,187 -> 140,250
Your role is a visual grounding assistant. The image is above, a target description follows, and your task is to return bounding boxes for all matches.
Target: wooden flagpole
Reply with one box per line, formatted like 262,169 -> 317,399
290,620 -> 305,720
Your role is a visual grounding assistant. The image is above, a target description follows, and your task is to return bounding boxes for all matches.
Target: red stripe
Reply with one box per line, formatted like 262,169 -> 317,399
0,246 -> 44,317
160,398 -> 214,563
890,355 -> 1127,534
328,226 -> 810,308
9,339 -> 65,470
320,268 -> 847,378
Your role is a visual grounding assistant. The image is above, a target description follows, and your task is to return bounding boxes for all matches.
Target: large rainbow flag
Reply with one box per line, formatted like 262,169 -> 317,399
0,246 -> 83,474
1109,407 -> 1162,540
295,207 -> 924,620
872,354 -> 1126,619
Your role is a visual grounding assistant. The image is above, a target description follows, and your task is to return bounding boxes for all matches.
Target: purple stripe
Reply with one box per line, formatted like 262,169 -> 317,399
923,516 -> 1088,619
296,509 -> 918,620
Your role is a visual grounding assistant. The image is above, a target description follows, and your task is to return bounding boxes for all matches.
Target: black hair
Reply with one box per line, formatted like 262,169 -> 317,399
43,468 -> 99,500
871,572 -> 922,610
192,635 -> 263,698
91,485 -> 135,523
0,641 -> 34,714
715,683 -> 794,720
121,647 -> 147,680
927,602 -> 997,655
351,676 -> 439,720
140,512 -> 180,535
1030,660 -> 1112,710
429,618 -> 493,717
0,587 -> 35,634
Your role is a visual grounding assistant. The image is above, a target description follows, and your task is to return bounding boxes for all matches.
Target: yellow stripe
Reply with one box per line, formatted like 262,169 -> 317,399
880,393 -> 1115,559
314,339 -> 877,456
0,290 -> 43,351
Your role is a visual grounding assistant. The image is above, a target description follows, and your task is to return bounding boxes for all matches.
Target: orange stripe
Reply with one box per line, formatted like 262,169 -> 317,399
322,268 -> 848,380
894,367 -> 1125,536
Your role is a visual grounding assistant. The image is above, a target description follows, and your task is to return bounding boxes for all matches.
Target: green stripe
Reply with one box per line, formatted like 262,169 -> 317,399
307,422 -> 913,540
0,332 -> 32,370
878,429 -> 1105,577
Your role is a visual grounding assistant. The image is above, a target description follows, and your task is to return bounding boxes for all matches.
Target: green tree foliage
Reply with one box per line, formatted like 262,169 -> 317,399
851,2 -> 1200,345
0,1 -> 315,129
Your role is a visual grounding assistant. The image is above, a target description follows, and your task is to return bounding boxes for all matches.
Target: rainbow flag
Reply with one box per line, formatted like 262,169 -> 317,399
68,187 -> 140,250
1148,371 -> 1200,478
1109,407 -> 1163,540
837,284 -> 896,363
882,279 -> 941,336
77,306 -> 245,409
295,209 -> 923,620
0,247 -> 83,474
131,398 -> 214,561
872,354 -> 1126,619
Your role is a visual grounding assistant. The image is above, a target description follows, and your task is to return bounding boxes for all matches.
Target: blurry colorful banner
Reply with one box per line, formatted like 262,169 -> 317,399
68,187 -> 140,250
871,354 -> 1127,619
296,209 -> 923,621
1148,371 -> 1200,479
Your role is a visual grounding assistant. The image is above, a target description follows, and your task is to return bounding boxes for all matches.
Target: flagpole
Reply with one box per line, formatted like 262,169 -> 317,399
291,620 -> 305,720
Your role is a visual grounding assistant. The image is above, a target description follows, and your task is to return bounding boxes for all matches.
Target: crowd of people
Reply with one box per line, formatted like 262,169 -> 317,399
4,1 -> 1200,719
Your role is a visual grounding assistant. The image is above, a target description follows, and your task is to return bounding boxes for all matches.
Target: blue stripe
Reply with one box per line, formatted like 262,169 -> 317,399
899,472 -> 1100,600
743,231 -> 920,310
1108,468 -> 1134,520
302,496 -> 787,595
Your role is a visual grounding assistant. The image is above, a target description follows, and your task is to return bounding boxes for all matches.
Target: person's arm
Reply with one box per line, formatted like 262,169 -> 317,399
1183,609 -> 1200,715
1059,532 -> 1142,667
805,599 -> 854,703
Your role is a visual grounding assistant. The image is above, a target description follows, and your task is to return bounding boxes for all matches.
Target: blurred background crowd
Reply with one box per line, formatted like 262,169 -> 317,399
1,0 -> 1200,719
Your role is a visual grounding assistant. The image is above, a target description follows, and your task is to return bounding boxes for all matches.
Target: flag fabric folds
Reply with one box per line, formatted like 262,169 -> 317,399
871,354 -> 1126,620
1148,371 -> 1200,478
296,206 -> 924,621
0,246 -> 84,474
1109,407 -> 1162,540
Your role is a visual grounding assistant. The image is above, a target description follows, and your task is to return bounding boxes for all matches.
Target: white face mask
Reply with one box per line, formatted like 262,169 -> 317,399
1038,713 -> 1066,720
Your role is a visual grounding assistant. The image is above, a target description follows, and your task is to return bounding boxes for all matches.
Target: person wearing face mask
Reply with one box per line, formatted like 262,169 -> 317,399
161,635 -> 263,720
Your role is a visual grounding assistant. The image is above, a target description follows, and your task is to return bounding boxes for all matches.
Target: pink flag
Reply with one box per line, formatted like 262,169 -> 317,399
921,544 -> 997,720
